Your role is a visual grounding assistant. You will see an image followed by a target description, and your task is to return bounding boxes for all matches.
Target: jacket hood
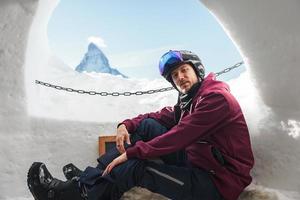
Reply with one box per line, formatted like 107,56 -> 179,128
198,73 -> 230,96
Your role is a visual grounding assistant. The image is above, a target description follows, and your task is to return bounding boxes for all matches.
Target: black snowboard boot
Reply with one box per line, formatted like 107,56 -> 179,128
27,162 -> 86,200
62,163 -> 83,180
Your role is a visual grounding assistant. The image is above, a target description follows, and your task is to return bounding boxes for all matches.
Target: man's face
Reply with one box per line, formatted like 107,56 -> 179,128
171,63 -> 199,94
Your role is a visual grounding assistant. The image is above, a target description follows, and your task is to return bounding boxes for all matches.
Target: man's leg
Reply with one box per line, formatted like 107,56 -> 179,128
61,119 -> 171,181
130,118 -> 169,143
80,159 -> 222,200
97,118 -> 168,169
139,161 -> 222,200
130,118 -> 186,166
97,118 -> 185,169
79,159 -> 144,200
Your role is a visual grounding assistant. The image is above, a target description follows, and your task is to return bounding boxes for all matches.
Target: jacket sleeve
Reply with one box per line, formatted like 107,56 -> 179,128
126,93 -> 230,159
121,106 -> 177,134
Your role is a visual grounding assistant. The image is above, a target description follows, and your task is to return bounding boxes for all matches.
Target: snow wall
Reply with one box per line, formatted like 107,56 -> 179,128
0,1 -> 116,199
0,0 -> 299,199
200,0 -> 300,193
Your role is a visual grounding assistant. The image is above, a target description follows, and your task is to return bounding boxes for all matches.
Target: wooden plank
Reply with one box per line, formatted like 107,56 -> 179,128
98,135 -> 116,156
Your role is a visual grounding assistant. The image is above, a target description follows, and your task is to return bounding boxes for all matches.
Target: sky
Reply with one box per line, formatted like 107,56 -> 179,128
2,0 -> 300,199
48,0 -> 245,80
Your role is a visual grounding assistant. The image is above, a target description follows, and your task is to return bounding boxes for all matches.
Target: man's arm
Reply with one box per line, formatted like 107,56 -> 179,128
126,93 -> 230,159
116,106 -> 176,153
120,106 -> 177,133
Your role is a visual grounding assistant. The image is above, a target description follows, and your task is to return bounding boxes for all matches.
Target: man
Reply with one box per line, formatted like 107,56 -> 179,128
27,50 -> 255,200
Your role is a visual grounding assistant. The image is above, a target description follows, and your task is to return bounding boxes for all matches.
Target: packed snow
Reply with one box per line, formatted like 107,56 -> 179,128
0,0 -> 299,200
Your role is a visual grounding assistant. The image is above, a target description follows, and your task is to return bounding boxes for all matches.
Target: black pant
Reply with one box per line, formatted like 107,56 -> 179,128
79,119 -> 221,200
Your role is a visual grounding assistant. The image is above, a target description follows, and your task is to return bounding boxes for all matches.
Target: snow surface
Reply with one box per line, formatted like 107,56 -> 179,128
0,0 -> 299,199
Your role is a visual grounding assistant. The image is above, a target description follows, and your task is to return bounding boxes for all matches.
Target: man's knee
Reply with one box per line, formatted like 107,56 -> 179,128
138,118 -> 161,130
135,118 -> 168,141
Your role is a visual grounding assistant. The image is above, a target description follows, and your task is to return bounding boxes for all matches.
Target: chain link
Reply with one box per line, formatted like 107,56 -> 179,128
214,61 -> 244,77
35,61 -> 244,96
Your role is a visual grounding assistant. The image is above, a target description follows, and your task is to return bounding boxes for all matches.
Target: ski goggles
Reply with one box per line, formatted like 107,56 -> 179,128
159,50 -> 184,76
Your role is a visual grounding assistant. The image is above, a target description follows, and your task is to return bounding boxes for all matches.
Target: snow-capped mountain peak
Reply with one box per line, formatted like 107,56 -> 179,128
75,43 -> 126,77
87,43 -> 106,55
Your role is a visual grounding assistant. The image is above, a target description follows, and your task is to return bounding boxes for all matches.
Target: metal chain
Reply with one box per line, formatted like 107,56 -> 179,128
35,61 -> 244,96
214,61 -> 244,77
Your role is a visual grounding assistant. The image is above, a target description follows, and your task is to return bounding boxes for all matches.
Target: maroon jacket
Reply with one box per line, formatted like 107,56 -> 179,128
124,73 -> 254,200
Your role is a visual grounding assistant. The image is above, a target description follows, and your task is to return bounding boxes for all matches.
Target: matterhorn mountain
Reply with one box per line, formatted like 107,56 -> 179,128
75,43 -> 127,78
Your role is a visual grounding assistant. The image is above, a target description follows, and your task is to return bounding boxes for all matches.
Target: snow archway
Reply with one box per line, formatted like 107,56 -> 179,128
0,0 -> 299,199
201,0 -> 300,118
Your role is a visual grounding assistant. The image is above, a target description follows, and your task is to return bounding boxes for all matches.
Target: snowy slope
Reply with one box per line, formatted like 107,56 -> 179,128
29,54 -> 177,123
0,0 -> 299,200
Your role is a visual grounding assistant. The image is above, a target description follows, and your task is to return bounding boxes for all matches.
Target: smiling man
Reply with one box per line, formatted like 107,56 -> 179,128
27,50 -> 255,200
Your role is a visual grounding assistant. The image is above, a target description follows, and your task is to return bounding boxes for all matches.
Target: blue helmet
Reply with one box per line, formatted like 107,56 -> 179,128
159,50 -> 205,82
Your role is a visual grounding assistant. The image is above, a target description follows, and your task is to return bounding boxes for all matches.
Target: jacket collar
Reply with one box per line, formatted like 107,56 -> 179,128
179,81 -> 202,111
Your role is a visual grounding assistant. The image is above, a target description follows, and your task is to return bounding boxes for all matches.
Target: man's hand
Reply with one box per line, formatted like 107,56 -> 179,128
116,124 -> 131,153
102,153 -> 128,176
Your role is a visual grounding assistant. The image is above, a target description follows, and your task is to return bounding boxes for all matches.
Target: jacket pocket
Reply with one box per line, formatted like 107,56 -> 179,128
195,141 -> 226,175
